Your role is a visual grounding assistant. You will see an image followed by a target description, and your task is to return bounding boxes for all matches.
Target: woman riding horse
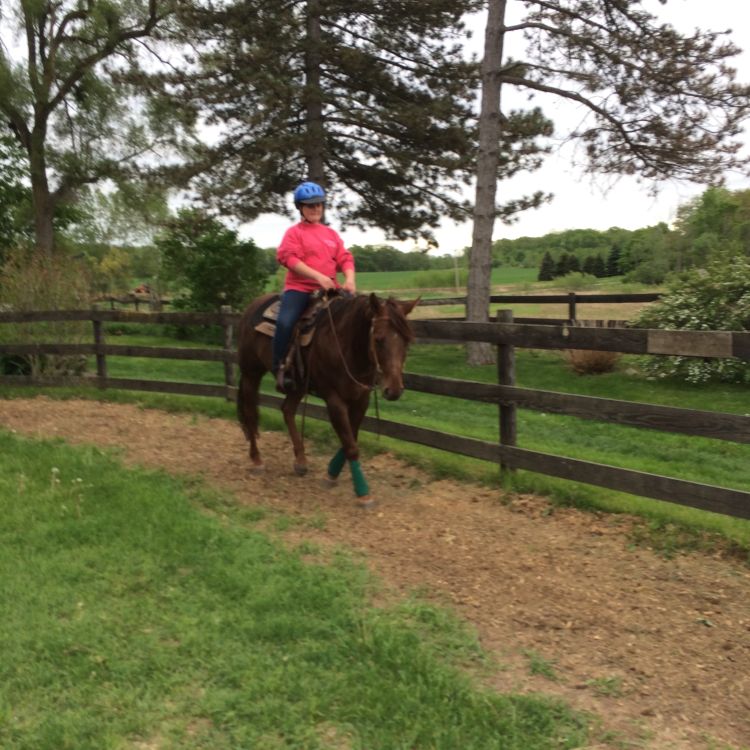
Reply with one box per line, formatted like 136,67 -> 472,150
236,291 -> 418,508
271,181 -> 356,394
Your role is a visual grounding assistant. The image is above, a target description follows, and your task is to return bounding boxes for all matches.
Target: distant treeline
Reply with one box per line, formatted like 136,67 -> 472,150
492,224 -> 671,283
493,187 -> 750,284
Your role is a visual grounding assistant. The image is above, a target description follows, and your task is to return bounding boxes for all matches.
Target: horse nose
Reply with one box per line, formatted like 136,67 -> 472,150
383,386 -> 403,401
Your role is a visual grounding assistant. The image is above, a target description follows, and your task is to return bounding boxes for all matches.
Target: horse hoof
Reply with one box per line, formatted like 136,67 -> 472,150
294,464 -> 308,476
249,463 -> 265,475
322,475 -> 338,489
356,496 -> 379,510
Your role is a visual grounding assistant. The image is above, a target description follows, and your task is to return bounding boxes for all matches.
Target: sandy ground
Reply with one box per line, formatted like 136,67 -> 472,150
1,397 -> 748,749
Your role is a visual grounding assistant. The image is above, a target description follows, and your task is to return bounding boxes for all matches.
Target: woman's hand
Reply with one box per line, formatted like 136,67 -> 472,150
317,275 -> 336,291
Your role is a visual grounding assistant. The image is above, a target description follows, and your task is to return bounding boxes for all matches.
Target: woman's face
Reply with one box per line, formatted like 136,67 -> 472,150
301,202 -> 324,223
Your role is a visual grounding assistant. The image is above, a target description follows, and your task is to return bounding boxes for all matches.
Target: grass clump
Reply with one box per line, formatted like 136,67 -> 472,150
0,430 -> 588,750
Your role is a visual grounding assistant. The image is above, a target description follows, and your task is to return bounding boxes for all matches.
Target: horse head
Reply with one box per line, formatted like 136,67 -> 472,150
368,293 -> 419,401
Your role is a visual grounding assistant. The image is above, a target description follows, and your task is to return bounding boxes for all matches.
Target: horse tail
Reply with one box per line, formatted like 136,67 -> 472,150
236,371 -> 260,440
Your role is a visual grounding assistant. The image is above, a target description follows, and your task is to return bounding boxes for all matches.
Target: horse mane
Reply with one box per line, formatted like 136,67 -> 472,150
328,293 -> 414,343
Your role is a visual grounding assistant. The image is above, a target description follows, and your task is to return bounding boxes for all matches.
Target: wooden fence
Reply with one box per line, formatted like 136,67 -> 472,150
1,306 -> 748,520
418,291 -> 662,324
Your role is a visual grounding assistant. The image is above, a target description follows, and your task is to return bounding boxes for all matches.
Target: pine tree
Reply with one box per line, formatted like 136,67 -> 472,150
167,0 -> 549,244
538,251 -> 555,281
591,254 -> 607,278
606,245 -> 622,277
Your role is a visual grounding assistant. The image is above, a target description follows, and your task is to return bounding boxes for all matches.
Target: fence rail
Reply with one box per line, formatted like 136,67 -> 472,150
417,291 -> 662,323
1,307 -> 748,520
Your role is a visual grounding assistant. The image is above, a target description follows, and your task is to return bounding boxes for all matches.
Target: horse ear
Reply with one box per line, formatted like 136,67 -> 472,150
368,292 -> 382,316
398,296 -> 420,317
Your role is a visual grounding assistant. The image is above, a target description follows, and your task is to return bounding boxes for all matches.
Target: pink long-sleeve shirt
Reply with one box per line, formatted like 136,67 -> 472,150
277,221 -> 355,292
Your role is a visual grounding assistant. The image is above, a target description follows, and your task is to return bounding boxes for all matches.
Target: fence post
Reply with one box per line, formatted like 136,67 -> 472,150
92,314 -> 107,387
496,309 -> 516,477
567,292 -> 577,323
220,305 -> 235,401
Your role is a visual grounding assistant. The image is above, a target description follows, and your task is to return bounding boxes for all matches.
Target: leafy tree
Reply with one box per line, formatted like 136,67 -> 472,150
670,187 -> 750,270
167,0 -> 551,247
0,247 -> 91,375
634,255 -> 750,384
537,251 -> 555,281
0,132 -> 33,260
0,0 -> 185,255
155,209 -> 267,311
465,0 -> 750,363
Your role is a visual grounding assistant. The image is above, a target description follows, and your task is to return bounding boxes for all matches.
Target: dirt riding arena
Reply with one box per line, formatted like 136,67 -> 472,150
2,397 -> 749,749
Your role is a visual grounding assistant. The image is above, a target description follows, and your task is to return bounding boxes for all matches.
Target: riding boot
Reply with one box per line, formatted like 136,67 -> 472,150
274,365 -> 295,394
274,367 -> 286,394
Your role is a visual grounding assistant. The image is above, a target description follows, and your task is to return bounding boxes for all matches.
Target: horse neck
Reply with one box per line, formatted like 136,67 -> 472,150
330,298 -> 373,371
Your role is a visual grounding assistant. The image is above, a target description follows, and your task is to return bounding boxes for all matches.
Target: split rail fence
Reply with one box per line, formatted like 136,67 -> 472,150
1,306 -> 748,520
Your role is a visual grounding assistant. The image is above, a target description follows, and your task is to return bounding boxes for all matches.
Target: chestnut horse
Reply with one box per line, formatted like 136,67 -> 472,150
236,292 -> 418,507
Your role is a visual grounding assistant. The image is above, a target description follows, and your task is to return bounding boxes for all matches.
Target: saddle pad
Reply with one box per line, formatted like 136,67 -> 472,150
262,300 -> 281,322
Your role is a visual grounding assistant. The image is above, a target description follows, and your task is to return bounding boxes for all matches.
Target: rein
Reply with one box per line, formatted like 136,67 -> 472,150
324,298 -> 381,393
300,295 -> 383,444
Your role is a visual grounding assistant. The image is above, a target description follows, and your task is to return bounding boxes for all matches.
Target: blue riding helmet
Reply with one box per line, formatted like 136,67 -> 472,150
293,181 -> 326,206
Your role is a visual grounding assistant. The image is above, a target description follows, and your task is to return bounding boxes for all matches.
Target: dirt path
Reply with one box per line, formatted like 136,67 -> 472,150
2,397 -> 748,749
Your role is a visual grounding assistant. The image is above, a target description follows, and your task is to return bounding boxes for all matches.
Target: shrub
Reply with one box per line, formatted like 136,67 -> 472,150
633,255 -> 750,384
156,209 -> 267,312
0,248 -> 91,376
563,348 -> 621,375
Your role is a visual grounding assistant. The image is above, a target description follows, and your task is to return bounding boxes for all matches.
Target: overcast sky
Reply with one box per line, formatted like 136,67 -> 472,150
243,0 -> 750,254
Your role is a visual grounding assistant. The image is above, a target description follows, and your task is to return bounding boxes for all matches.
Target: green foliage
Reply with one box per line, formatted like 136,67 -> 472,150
156,209 -> 267,311
0,0 -> 184,253
0,133 -> 33,261
0,248 -> 91,375
169,0 -> 500,243
350,244 -> 432,272
634,255 -> 750,383
537,251 -> 555,281
670,187 -> 750,269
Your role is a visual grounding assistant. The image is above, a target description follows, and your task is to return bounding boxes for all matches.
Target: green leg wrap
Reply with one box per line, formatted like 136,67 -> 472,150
349,459 -> 370,497
327,447 -> 346,479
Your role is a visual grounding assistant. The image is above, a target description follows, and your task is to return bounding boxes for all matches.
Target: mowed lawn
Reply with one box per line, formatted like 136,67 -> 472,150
0,431 -> 588,749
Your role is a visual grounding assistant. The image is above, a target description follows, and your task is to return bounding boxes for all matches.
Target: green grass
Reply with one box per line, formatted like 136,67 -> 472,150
0,431 -> 588,749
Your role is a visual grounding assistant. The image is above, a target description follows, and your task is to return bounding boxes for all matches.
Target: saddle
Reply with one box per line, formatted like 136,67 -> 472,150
253,289 -> 341,390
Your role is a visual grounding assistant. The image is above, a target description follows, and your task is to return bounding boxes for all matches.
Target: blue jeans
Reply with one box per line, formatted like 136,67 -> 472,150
272,289 -> 311,373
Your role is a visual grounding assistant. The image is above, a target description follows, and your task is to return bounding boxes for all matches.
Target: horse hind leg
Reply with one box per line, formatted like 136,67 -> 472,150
237,372 -> 265,472
280,393 -> 308,476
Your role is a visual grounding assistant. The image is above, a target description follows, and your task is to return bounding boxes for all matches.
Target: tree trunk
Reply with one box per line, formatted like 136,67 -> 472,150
29,130 -> 56,257
466,0 -> 507,365
304,0 -> 326,184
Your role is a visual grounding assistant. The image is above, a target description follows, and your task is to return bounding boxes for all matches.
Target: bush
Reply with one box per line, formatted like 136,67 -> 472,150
563,349 -> 621,375
0,248 -> 91,376
156,209 -> 267,312
633,255 -> 750,384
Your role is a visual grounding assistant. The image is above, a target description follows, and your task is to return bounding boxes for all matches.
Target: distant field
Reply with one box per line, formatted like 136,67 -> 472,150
357,266 -> 538,293
357,268 -> 661,322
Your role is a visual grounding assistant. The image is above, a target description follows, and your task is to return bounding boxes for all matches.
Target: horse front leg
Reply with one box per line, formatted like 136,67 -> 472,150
280,393 -> 308,475
324,394 -> 375,508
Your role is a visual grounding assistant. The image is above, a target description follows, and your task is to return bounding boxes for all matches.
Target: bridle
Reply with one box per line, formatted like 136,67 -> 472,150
324,297 -> 385,393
